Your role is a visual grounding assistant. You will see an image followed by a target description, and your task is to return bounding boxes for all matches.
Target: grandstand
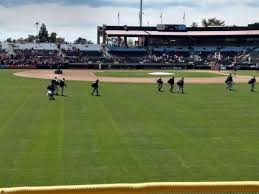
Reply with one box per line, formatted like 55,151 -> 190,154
97,24 -> 259,69
61,44 -> 102,57
0,42 -> 103,69
1,24 -> 259,69
14,43 -> 58,50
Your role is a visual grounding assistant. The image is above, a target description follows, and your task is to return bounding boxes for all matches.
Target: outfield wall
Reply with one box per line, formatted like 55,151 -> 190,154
2,182 -> 259,194
1,62 -> 258,70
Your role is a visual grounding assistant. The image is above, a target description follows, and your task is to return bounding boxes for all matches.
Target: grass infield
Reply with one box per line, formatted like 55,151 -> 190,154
94,70 -> 225,78
0,70 -> 259,187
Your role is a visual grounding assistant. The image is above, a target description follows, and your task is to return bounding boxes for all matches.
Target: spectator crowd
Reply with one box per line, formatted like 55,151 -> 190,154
0,43 -> 256,69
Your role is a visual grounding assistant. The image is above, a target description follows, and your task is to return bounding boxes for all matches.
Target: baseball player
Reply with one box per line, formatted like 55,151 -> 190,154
47,83 -> 55,100
59,78 -> 67,96
91,79 -> 100,96
157,77 -> 163,92
168,77 -> 175,92
55,77 -> 60,95
52,77 -> 59,95
225,74 -> 234,91
177,78 -> 185,94
248,76 -> 256,92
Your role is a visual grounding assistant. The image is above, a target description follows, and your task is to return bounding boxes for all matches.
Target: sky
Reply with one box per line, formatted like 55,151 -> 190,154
0,0 -> 259,43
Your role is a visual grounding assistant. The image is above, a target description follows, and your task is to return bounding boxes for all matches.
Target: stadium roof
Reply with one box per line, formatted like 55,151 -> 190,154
106,30 -> 259,36
106,30 -> 149,36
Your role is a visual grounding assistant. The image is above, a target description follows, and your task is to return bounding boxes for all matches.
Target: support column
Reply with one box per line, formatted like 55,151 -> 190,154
124,36 -> 128,47
118,36 -> 121,46
97,27 -> 101,44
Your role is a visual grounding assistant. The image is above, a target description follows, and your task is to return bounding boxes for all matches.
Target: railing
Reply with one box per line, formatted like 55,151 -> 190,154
2,182 -> 259,194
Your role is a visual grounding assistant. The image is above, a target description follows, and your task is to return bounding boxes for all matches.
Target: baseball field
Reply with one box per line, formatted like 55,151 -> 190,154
1,70 -> 259,187
94,70 -> 225,78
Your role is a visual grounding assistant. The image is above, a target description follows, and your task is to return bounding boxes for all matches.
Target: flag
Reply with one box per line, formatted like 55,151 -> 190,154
118,12 -> 120,25
183,12 -> 186,23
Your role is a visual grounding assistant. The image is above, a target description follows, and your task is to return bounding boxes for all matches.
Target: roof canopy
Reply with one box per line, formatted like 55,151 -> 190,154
106,30 -> 149,36
106,30 -> 259,37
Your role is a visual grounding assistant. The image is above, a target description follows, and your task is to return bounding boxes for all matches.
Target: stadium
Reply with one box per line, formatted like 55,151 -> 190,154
1,0 -> 259,194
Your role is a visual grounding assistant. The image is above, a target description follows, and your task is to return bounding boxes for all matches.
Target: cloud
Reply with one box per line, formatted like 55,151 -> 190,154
245,0 -> 259,7
0,0 -> 198,8
0,0 -> 258,9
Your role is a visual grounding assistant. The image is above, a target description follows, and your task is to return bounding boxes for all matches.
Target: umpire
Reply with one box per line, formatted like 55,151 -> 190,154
168,77 -> 175,92
91,79 -> 100,96
248,76 -> 256,92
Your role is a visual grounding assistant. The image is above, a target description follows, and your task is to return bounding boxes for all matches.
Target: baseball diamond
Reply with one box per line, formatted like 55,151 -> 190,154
1,1 -> 259,192
0,69 -> 258,187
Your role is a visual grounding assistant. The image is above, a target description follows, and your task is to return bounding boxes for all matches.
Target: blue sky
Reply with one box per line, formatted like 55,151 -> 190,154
0,0 -> 258,42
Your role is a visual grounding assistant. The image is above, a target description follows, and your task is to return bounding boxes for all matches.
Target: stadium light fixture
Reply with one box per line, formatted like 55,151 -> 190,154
139,0 -> 143,27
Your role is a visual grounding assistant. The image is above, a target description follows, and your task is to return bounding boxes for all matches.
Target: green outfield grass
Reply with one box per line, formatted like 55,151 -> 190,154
0,70 -> 259,187
234,70 -> 259,77
94,70 -> 224,78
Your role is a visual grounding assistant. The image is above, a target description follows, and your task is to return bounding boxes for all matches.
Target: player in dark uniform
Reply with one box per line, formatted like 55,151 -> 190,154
59,78 -> 67,96
47,83 -> 55,100
248,76 -> 256,92
177,78 -> 185,94
55,77 -> 60,95
168,77 -> 175,92
225,74 -> 234,91
51,77 -> 59,95
91,79 -> 100,96
157,77 -> 163,92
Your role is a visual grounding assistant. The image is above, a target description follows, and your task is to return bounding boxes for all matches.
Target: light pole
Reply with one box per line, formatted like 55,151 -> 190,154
35,22 -> 39,40
160,12 -> 163,24
118,12 -> 120,26
139,0 -> 143,27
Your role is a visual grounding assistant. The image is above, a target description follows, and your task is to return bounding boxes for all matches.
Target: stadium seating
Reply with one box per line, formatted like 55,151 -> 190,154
0,43 -> 9,52
192,46 -> 218,53
107,46 -> 148,57
14,43 -> 58,50
0,42 -> 258,69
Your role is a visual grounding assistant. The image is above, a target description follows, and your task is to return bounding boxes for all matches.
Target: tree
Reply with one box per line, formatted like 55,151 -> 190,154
49,32 -> 57,43
16,38 -> 24,43
191,22 -> 198,27
201,17 -> 225,27
56,37 -> 65,44
6,38 -> 12,43
87,40 -> 94,44
25,35 -> 37,43
74,37 -> 87,44
38,23 -> 49,42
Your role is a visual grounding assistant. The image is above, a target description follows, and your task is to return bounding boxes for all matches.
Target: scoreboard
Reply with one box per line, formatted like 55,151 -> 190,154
157,24 -> 187,32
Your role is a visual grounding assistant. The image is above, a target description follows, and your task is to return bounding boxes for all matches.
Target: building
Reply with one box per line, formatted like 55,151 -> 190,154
97,24 -> 259,47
